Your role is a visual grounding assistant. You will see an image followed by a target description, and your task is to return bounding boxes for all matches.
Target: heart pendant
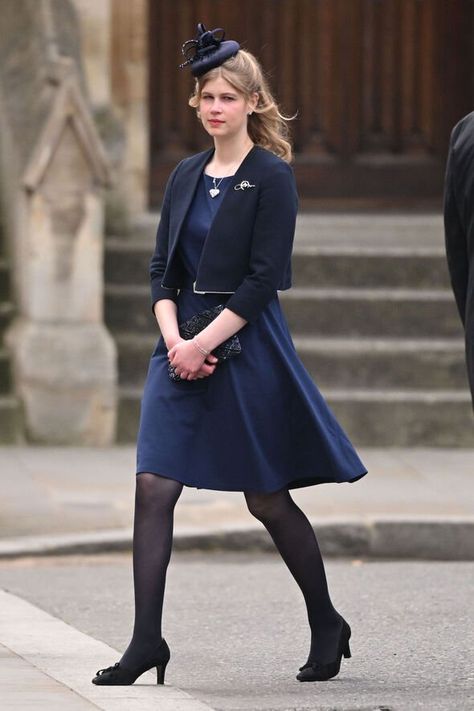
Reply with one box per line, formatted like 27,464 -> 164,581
209,188 -> 220,198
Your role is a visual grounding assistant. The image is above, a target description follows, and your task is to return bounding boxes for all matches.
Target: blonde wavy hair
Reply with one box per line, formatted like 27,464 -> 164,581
188,49 -> 297,163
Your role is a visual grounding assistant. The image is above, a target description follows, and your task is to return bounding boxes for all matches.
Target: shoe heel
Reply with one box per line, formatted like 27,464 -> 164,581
343,640 -> 351,659
156,660 -> 168,685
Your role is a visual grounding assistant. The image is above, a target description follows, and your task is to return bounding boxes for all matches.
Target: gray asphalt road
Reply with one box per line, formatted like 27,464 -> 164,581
0,552 -> 472,711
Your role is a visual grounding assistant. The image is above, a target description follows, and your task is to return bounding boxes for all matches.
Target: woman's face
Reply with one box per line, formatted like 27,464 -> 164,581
199,76 -> 256,139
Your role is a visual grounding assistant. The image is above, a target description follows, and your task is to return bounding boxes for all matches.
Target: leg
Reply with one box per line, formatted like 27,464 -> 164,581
119,472 -> 183,670
244,487 -> 343,665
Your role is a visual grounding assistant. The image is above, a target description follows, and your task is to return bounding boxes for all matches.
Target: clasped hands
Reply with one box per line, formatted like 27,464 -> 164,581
167,337 -> 218,380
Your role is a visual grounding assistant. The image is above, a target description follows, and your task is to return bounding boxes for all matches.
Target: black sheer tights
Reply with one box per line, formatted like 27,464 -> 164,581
120,473 -> 342,670
244,488 -> 344,665
119,472 -> 183,670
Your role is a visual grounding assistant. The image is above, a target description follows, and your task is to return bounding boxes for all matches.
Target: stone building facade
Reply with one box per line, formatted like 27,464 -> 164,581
0,1 -> 472,445
0,0 -> 121,443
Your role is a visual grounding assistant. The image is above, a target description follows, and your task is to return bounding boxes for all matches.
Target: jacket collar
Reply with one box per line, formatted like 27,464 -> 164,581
169,144 -> 260,245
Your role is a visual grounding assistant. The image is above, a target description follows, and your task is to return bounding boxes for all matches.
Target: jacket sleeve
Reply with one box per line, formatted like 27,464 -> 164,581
443,124 -> 468,326
225,161 -> 298,324
149,162 -> 182,311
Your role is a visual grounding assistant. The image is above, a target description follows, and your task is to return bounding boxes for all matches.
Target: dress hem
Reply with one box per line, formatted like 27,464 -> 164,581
135,467 -> 368,493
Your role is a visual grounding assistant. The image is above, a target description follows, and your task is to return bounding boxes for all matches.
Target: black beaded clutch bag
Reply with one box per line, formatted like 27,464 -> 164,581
168,303 -> 242,382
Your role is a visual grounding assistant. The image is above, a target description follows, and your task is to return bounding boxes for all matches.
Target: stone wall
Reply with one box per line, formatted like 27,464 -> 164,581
73,0 -> 149,223
0,0 -> 117,444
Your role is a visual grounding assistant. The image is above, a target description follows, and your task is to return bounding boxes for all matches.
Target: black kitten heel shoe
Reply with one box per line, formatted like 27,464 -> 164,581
92,638 -> 170,686
296,619 -> 351,682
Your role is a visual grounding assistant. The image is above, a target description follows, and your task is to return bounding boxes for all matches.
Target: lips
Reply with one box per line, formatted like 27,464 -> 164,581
209,120 -> 224,124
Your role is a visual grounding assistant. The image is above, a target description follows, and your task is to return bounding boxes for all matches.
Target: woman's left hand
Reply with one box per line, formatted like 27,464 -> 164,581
168,340 -> 217,380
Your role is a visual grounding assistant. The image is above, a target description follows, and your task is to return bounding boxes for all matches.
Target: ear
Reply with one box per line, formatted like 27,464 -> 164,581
245,92 -> 258,114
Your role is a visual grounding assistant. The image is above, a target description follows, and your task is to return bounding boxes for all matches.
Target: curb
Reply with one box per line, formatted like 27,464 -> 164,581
0,517 -> 473,561
0,590 -> 215,711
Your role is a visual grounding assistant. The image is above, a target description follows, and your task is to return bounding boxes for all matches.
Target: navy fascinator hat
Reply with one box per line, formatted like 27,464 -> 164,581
179,23 -> 240,77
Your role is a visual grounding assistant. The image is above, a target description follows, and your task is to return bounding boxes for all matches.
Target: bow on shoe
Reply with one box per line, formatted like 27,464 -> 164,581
179,23 -> 225,68
95,662 -> 120,675
299,660 -> 322,671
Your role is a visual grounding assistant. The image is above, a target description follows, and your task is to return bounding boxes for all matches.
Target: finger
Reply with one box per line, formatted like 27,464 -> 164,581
202,363 -> 216,373
198,369 -> 214,378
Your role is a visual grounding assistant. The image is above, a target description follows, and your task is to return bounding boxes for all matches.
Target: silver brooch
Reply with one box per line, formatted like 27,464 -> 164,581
234,180 -> 256,191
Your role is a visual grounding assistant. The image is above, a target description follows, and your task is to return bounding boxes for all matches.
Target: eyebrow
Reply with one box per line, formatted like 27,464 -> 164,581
201,91 -> 238,97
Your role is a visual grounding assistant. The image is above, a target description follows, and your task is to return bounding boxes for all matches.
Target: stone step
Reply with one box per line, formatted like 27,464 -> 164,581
0,396 -> 22,444
292,336 -> 468,390
0,254 -> 21,438
293,212 -> 445,250
280,287 -> 463,338
0,347 -> 13,394
0,301 -> 15,336
126,212 -> 159,242
104,212 -> 472,447
114,332 -> 156,387
104,284 -> 464,339
291,248 -> 451,289
115,386 -> 474,447
325,389 -> 474,447
120,211 -> 446,251
105,238 -> 151,286
117,387 -> 142,443
113,332 -> 468,391
0,258 -> 11,301
105,284 -> 154,333
105,238 -> 451,290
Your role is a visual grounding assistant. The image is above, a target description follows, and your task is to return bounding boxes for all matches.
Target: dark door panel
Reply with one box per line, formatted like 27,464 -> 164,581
149,0 -> 474,208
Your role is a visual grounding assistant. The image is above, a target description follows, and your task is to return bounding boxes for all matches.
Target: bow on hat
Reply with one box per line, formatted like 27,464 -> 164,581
179,22 -> 240,77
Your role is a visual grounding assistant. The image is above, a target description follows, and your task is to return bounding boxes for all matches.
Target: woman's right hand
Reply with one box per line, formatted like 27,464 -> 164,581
165,336 -> 218,379
196,354 -> 218,378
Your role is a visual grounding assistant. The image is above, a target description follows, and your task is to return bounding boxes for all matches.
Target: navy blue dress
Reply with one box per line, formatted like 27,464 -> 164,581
136,170 -> 368,492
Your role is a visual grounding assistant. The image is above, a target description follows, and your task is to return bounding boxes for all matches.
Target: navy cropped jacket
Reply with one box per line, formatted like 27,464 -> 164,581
150,143 -> 298,324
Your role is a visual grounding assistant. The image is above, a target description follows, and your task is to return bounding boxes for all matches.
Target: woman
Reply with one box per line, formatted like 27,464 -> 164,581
92,23 -> 367,688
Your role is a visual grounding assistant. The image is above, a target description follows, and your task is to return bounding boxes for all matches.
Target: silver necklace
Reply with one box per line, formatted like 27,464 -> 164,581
209,176 -> 225,198
207,143 -> 254,198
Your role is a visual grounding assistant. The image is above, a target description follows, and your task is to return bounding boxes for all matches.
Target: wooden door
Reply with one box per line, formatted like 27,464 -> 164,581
148,0 -> 474,208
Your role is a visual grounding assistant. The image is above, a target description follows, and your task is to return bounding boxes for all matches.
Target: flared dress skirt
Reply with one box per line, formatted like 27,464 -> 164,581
136,172 -> 368,492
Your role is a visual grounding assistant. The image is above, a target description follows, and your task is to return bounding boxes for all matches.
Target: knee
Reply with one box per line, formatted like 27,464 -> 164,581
244,490 -> 284,523
135,473 -> 161,509
135,472 -> 181,514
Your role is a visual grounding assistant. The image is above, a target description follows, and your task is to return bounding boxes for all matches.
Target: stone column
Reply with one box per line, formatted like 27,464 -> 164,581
5,64 -> 117,444
73,0 -> 149,224
109,0 -> 149,214
71,0 -> 112,106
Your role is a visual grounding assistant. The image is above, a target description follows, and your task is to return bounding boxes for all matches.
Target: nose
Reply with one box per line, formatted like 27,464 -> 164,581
210,99 -> 223,113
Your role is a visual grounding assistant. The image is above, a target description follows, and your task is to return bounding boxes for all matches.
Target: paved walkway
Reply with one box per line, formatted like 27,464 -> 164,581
2,216 -> 469,709
0,446 -> 473,559
0,444 -> 473,710
0,589 -> 213,710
